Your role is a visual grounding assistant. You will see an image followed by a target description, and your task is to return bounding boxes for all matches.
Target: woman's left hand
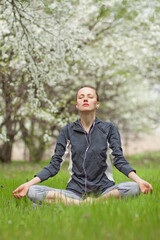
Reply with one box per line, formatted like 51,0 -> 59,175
138,180 -> 153,194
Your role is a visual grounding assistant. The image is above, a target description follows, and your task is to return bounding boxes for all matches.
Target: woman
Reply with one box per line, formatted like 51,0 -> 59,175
13,86 -> 153,205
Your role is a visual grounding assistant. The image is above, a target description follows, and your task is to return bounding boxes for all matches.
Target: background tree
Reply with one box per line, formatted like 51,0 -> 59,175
0,0 -> 159,162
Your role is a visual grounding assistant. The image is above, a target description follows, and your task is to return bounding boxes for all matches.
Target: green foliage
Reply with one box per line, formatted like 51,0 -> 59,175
98,7 -> 111,19
0,0 -> 160,162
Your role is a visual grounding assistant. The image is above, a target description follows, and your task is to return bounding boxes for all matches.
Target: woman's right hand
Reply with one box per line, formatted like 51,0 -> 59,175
12,183 -> 30,199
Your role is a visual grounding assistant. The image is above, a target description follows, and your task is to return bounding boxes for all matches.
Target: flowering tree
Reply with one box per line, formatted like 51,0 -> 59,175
0,0 -> 159,162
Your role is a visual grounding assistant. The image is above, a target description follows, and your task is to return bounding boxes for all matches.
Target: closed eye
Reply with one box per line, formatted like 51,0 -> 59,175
78,95 -> 84,99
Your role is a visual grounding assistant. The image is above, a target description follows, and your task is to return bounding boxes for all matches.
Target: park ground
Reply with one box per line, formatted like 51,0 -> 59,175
0,151 -> 160,240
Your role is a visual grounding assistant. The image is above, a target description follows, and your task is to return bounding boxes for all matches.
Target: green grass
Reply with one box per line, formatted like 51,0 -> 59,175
0,151 -> 160,240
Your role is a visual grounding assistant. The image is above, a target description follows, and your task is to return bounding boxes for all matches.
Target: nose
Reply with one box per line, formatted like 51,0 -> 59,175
83,96 -> 88,102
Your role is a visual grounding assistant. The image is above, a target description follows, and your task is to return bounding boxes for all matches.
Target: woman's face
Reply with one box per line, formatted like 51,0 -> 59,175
76,87 -> 99,112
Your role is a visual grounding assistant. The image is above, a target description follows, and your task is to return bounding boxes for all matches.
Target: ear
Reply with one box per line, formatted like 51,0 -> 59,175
96,102 -> 100,109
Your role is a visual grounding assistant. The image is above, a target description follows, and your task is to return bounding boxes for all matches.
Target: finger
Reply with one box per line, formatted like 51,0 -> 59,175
13,194 -> 20,199
13,188 -> 20,193
145,187 -> 151,194
12,192 -> 17,197
149,184 -> 153,193
17,195 -> 24,199
12,189 -> 18,194
145,184 -> 153,193
13,193 -> 22,199
141,188 -> 147,194
141,189 -> 146,194
13,193 -> 19,198
16,196 -> 21,199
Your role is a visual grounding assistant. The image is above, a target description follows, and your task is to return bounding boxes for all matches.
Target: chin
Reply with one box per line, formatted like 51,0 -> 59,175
80,108 -> 95,112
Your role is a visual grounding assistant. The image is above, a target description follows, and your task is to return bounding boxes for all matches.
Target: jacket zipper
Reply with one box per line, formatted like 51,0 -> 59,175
79,120 -> 95,199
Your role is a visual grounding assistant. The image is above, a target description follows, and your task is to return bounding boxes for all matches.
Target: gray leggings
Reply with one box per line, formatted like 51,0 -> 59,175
27,181 -> 140,204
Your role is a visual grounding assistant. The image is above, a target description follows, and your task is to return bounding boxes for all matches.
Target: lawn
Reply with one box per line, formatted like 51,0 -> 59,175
0,151 -> 160,240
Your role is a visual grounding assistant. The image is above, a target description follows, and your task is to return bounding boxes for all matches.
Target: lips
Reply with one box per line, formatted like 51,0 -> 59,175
82,103 -> 89,106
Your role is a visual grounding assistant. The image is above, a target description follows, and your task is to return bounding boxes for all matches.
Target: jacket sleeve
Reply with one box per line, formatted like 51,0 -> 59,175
34,125 -> 69,182
108,123 -> 136,177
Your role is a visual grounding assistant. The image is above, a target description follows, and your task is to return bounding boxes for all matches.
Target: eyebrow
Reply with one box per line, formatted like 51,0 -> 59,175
79,93 -> 94,96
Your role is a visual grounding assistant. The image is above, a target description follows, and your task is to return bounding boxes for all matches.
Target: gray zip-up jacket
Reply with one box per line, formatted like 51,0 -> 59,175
35,118 -> 135,197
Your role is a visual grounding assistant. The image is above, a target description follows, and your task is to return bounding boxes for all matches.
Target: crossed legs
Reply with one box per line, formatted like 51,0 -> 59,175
27,182 -> 140,206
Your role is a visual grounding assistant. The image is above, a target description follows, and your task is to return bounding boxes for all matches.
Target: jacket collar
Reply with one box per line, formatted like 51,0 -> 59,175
73,117 -> 101,133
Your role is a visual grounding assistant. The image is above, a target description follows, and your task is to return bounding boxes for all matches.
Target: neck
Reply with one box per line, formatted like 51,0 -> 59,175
79,111 -> 96,133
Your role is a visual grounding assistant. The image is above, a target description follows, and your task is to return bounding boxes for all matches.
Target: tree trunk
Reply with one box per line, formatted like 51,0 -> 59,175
20,119 -> 47,163
0,141 -> 13,163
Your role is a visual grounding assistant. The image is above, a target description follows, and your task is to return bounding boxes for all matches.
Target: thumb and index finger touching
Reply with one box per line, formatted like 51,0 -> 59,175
12,186 -> 21,194
12,185 -> 23,194
12,184 -> 28,198
143,181 -> 153,194
145,181 -> 153,193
